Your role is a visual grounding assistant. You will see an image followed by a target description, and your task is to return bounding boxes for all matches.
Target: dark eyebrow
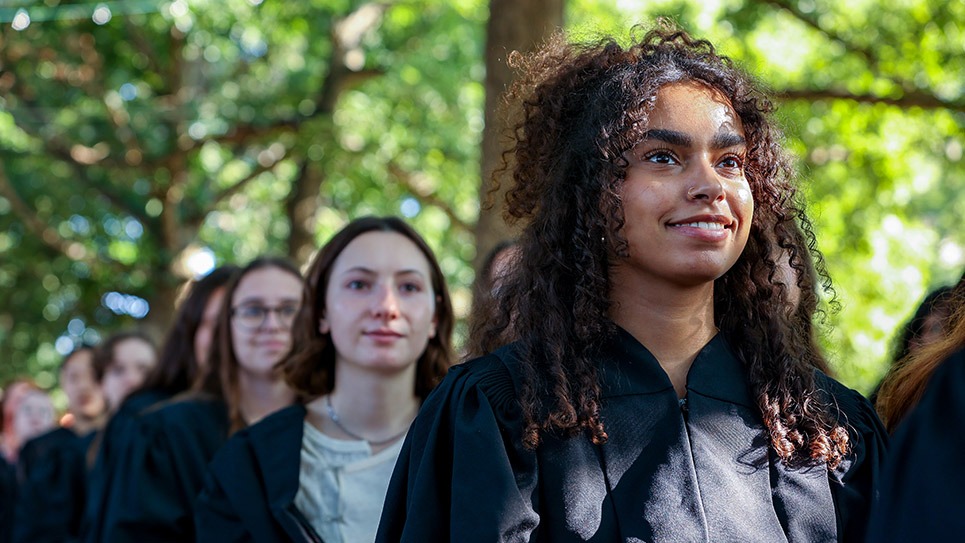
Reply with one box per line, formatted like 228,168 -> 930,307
641,129 -> 745,150
711,132 -> 746,150
641,129 -> 692,147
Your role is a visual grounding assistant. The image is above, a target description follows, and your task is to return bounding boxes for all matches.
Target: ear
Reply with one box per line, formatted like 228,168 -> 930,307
318,317 -> 330,335
428,299 -> 439,339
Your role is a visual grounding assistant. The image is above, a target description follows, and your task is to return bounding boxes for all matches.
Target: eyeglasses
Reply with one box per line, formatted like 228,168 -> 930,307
231,304 -> 299,330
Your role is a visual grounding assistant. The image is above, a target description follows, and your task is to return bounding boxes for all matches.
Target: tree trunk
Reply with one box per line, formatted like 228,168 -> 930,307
474,0 -> 564,273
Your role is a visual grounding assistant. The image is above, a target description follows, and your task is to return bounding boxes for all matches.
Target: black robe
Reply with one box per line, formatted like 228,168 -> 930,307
81,388 -> 170,543
0,455 -> 14,543
865,348 -> 965,542
194,404 -> 323,543
95,395 -> 229,543
377,329 -> 887,542
13,427 -> 94,543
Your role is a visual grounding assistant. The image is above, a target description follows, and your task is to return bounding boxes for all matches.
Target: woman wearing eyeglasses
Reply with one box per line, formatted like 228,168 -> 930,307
98,258 -> 303,543
194,217 -> 454,543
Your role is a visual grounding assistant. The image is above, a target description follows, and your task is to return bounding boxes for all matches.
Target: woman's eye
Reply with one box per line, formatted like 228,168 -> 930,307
400,283 -> 422,293
644,151 -> 677,165
718,155 -> 743,170
347,280 -> 368,290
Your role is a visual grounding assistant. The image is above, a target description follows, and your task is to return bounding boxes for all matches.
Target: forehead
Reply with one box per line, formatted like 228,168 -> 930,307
112,338 -> 155,360
647,82 -> 743,136
331,231 -> 432,276
63,350 -> 94,371
234,266 -> 302,300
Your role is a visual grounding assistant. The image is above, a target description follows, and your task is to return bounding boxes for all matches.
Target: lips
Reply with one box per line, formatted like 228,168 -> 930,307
364,329 -> 404,338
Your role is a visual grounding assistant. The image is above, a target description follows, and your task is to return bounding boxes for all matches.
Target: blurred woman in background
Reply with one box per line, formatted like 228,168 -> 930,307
100,257 -> 303,542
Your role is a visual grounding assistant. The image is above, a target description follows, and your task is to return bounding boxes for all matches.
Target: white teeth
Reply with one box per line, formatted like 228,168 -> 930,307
679,221 -> 725,230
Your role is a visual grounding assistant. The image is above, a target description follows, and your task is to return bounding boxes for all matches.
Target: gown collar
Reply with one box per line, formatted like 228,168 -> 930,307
599,325 -> 755,408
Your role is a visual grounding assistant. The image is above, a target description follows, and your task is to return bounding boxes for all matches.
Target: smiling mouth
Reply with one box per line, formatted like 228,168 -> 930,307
674,221 -> 726,231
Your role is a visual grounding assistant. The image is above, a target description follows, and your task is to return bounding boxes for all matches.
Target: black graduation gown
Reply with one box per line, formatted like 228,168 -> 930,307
13,427 -> 94,543
865,348 -> 965,542
194,404 -> 323,543
97,395 -> 229,543
81,388 -> 170,543
377,329 -> 887,543
0,455 -> 14,543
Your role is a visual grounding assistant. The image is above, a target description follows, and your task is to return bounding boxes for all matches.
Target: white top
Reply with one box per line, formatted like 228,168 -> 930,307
294,421 -> 405,543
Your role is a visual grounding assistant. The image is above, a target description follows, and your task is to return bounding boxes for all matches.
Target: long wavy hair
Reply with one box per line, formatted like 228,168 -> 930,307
137,265 -> 238,397
473,24 -> 848,469
282,216 -> 454,401
195,257 -> 302,434
877,281 -> 965,431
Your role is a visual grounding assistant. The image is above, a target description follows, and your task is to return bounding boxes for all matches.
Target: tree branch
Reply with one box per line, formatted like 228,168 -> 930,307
774,88 -> 965,113
386,161 -> 473,234
0,158 -> 123,269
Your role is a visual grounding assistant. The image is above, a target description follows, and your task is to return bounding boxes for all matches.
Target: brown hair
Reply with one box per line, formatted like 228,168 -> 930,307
877,282 -> 965,431
475,24 -> 847,469
282,216 -> 454,400
91,330 -> 158,382
195,257 -> 302,434
138,265 -> 238,396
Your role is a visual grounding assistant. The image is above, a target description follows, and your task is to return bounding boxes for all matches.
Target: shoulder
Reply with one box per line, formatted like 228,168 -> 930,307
117,388 -> 172,417
432,345 -> 521,419
138,394 -> 229,442
230,404 -> 305,446
814,372 -> 880,429
210,405 -> 304,461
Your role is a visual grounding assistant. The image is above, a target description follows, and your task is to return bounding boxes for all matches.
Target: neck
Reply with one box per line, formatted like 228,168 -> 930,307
237,370 -> 295,425
310,361 -> 420,445
71,412 -> 107,436
609,275 -> 718,397
1,434 -> 20,463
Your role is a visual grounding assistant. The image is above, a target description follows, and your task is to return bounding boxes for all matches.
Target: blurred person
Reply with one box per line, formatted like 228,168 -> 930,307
194,217 -> 454,542
14,346 -> 105,543
466,240 -> 519,359
869,285 -> 955,404
98,258 -> 302,542
57,346 -> 107,435
868,282 -> 965,541
82,266 -> 235,543
1,380 -> 46,464
92,331 -> 158,414
10,389 -> 55,450
0,381 -> 55,543
377,25 -> 886,542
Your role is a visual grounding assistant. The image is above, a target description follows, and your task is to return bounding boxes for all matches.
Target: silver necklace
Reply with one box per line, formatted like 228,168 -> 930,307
324,395 -> 409,446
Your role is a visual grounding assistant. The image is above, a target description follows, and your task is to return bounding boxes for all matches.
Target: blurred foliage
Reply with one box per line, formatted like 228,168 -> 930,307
1,0 -> 963,399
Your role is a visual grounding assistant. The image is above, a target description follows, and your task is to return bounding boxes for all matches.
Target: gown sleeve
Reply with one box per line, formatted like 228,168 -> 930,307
103,401 -> 227,543
819,376 -> 889,543
865,349 -> 965,543
376,354 -> 541,543
194,469 -> 257,543
13,430 -> 88,543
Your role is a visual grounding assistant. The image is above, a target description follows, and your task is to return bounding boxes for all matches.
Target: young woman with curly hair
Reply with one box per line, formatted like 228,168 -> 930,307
195,217 -> 454,542
378,25 -> 886,543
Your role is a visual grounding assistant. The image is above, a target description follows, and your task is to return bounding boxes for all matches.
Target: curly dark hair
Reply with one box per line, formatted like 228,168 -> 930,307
472,24 -> 848,469
281,216 -> 454,402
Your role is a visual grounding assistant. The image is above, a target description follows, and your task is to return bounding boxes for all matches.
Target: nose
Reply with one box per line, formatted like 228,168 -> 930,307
370,285 -> 401,320
261,309 -> 285,330
686,160 -> 725,202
